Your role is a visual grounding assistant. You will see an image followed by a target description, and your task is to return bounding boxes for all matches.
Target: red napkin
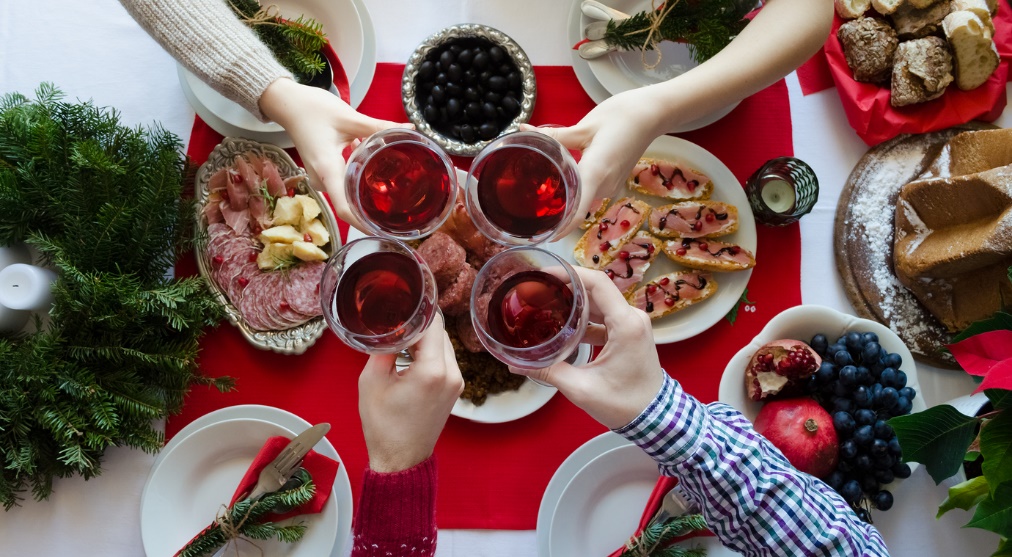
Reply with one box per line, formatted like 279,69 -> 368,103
607,476 -> 712,557
805,5 -> 1012,145
321,41 -> 351,104
175,436 -> 340,556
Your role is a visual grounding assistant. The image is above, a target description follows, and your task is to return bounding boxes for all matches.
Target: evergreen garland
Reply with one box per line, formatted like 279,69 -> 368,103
0,84 -> 231,510
619,514 -> 709,557
603,0 -> 753,65
228,0 -> 328,84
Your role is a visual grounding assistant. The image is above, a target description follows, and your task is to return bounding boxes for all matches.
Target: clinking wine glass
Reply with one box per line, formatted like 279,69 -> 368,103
470,246 -> 588,372
465,131 -> 581,246
321,237 -> 438,354
345,128 -> 458,240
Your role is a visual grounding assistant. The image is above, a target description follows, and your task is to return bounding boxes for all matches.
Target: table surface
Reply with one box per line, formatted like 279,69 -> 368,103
1,0 -> 1007,555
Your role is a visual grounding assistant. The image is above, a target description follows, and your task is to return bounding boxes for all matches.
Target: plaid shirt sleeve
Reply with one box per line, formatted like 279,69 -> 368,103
614,374 -> 890,557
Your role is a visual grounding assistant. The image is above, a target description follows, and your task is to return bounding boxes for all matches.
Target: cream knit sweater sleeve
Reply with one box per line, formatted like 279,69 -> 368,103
119,0 -> 294,121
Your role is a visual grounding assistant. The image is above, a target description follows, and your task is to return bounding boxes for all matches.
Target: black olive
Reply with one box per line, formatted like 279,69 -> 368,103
489,46 -> 505,63
482,102 -> 498,119
479,122 -> 499,140
460,124 -> 477,143
439,106 -> 448,123
452,124 -> 462,138
457,49 -> 473,68
507,71 -> 521,89
464,101 -> 482,120
418,81 -> 433,95
473,51 -> 489,70
488,75 -> 508,91
446,98 -> 462,118
423,104 -> 439,123
430,84 -> 445,104
447,64 -> 463,82
418,60 -> 436,81
479,71 -> 492,84
446,82 -> 462,97
498,63 -> 513,76
449,44 -> 463,55
501,95 -> 520,115
439,50 -> 455,70
464,88 -> 481,102
435,72 -> 447,85
484,91 -> 502,104
463,69 -> 477,85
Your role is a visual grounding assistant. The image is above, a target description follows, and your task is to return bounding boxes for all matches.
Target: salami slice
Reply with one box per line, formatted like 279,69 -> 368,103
257,272 -> 292,330
227,262 -> 260,304
238,271 -> 273,331
283,261 -> 325,317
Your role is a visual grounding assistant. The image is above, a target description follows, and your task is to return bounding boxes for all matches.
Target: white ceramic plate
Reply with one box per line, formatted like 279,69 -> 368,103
717,304 -> 926,484
567,0 -> 739,132
552,135 -> 756,344
142,406 -> 353,557
540,436 -> 737,557
178,0 -> 376,148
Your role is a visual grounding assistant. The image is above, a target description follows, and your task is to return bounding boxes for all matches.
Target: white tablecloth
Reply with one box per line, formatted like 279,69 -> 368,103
0,0 -> 1005,554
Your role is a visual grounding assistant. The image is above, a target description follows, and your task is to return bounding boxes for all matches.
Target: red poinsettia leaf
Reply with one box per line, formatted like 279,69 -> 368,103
975,359 -> 1012,394
948,330 -> 1012,378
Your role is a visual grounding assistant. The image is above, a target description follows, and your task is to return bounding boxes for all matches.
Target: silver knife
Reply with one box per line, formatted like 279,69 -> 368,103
247,422 -> 331,500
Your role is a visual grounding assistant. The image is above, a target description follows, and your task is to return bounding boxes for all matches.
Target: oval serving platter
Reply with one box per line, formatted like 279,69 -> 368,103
194,137 -> 342,355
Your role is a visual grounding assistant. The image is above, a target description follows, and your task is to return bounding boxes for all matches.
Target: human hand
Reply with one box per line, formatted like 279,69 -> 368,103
510,267 -> 664,429
357,313 -> 464,473
259,78 -> 404,231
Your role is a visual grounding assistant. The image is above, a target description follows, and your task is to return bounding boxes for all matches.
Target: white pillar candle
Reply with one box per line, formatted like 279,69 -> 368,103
760,179 -> 797,214
0,304 -> 30,333
0,244 -> 31,271
0,264 -> 58,312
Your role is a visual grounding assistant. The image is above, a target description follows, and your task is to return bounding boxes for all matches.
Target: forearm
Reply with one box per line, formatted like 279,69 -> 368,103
351,456 -> 438,556
615,374 -> 889,557
118,0 -> 292,121
644,0 -> 833,135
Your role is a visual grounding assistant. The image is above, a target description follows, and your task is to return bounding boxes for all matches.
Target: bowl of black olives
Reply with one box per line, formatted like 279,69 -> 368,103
403,24 -> 536,156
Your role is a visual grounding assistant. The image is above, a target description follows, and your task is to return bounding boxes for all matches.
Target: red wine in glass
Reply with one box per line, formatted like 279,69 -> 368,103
486,270 -> 574,349
358,142 -> 453,234
335,251 -> 423,337
476,145 -> 566,238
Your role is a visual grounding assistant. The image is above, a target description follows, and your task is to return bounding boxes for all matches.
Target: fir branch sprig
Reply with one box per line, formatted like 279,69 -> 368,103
228,0 -> 328,84
603,0 -> 752,65
619,514 -> 709,557
0,85 -> 230,510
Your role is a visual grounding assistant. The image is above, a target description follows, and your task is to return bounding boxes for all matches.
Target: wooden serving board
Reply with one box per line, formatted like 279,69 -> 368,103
834,121 -> 995,369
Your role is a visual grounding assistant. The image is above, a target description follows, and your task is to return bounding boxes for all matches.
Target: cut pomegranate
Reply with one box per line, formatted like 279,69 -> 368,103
744,339 -> 822,402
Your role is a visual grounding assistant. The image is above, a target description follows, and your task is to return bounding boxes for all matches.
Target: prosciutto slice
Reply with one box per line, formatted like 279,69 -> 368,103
220,199 -> 250,234
261,159 -> 288,198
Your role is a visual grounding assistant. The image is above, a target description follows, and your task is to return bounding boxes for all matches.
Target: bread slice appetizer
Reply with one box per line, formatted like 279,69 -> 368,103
627,158 -> 712,201
580,198 -> 611,230
944,11 -> 999,91
628,271 -> 717,319
601,233 -> 663,297
648,200 -> 738,239
663,238 -> 756,272
574,198 -> 651,269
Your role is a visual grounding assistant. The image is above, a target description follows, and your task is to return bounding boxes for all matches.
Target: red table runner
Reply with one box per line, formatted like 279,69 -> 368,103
169,63 -> 800,529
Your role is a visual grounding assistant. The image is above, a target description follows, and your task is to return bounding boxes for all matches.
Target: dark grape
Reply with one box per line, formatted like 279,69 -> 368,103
856,508 -> 871,522
834,411 -> 857,436
833,397 -> 854,414
845,332 -> 863,351
873,490 -> 894,511
861,332 -> 879,344
871,383 -> 884,399
855,366 -> 872,385
855,409 -> 877,426
888,437 -> 902,456
838,460 -> 854,473
829,343 -> 846,356
841,480 -> 862,504
860,474 -> 879,492
856,454 -> 874,471
840,439 -> 858,460
874,453 -> 896,469
862,342 -> 881,363
893,370 -> 908,390
816,362 -> 837,385
877,387 -> 899,409
827,470 -> 845,490
835,351 -> 854,366
892,462 -> 912,479
893,396 -> 912,416
899,387 -> 916,401
874,420 -> 894,439
854,386 -> 872,407
875,469 -> 895,484
879,367 -> 897,388
885,352 -> 902,368
871,439 -> 889,457
839,365 -> 858,386
811,334 -> 829,355
833,382 -> 852,398
854,425 -> 875,446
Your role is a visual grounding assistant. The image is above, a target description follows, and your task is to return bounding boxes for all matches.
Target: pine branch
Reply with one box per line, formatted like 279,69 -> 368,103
620,514 -> 709,557
228,0 -> 328,84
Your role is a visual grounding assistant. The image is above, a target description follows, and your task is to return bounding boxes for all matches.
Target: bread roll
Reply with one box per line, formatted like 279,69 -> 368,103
838,17 -> 899,84
950,0 -> 995,33
890,37 -> 954,106
836,0 -> 872,18
907,0 -> 941,7
891,0 -> 950,39
872,0 -> 905,14
943,11 -> 1000,90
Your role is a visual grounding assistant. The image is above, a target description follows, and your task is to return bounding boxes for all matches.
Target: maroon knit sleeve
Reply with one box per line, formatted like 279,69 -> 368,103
350,455 -> 438,556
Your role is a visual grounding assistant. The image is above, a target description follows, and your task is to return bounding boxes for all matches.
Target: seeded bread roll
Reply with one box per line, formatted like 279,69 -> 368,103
907,0 -> 941,8
872,0 -> 905,14
944,11 -> 1000,90
891,0 -> 950,39
950,0 -> 995,33
890,36 -> 954,106
838,17 -> 899,84
836,0 -> 872,18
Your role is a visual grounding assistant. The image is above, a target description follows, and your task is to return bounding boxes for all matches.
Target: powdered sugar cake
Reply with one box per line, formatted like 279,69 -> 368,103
834,122 -> 995,368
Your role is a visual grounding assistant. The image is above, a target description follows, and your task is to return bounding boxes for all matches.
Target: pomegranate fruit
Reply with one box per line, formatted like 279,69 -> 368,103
744,339 -> 822,401
753,397 -> 839,479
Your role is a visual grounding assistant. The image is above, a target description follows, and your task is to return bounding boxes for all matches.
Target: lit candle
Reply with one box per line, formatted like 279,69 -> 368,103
0,244 -> 31,270
760,179 -> 797,214
0,304 -> 29,333
0,264 -> 58,312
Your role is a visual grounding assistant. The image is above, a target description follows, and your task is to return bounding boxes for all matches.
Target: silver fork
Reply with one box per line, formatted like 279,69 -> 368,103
246,450 -> 305,501
653,485 -> 701,525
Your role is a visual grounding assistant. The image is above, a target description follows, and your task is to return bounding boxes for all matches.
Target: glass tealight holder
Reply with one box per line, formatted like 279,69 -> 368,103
744,157 -> 819,226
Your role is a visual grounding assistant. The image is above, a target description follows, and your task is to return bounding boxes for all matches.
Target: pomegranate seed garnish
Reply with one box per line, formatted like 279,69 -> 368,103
649,163 -> 660,176
304,233 -> 313,242
687,180 -> 698,192
646,284 -> 657,294
599,222 -> 610,232
618,251 -> 629,260
705,213 -> 715,222
664,297 -> 676,307
646,244 -> 655,254
248,252 -> 258,262
605,269 -> 615,278
662,180 -> 673,190
212,255 -> 224,265
699,242 -> 708,251
730,246 -> 741,255
675,247 -> 687,256
599,241 -> 611,251
221,191 -> 230,202
280,301 -> 290,311
287,188 -> 296,197
237,277 -> 249,288
659,277 -> 670,285
692,221 -> 703,231
229,171 -> 242,184
315,284 -> 320,293
620,219 -> 631,228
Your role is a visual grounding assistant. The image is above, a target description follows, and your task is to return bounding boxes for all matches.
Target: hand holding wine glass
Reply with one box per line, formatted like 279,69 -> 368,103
509,266 -> 665,430
358,313 -> 464,473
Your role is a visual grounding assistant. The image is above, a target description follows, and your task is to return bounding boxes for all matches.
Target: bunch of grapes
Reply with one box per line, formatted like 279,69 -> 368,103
806,331 -> 917,519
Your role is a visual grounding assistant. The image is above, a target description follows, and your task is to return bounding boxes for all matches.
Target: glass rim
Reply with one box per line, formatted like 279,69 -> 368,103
322,236 -> 436,343
469,246 -> 584,353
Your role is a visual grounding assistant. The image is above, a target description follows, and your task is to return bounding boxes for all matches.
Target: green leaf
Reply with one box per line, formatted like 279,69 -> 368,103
968,482 -> 1012,538
724,287 -> 752,325
993,537 -> 1012,557
890,405 -> 980,484
939,475 -> 989,517
954,312 -> 1012,344
989,390 -> 1012,410
982,410 -> 1012,495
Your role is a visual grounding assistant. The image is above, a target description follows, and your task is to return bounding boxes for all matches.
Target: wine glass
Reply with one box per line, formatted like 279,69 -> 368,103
464,131 -> 580,246
321,237 -> 438,354
345,128 -> 458,240
470,246 -> 588,370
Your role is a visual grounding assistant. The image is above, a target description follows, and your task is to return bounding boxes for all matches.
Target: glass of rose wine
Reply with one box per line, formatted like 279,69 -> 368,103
345,128 -> 457,240
321,237 -> 439,354
465,131 -> 580,246
470,246 -> 588,370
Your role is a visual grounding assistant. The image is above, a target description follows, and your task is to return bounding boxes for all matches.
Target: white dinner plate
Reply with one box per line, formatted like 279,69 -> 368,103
142,406 -> 353,557
178,0 -> 376,148
540,435 -> 737,557
567,0 -> 739,132
551,135 -> 756,344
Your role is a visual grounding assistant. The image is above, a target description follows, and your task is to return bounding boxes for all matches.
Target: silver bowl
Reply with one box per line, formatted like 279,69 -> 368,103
402,24 -> 537,157
194,137 -> 342,355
